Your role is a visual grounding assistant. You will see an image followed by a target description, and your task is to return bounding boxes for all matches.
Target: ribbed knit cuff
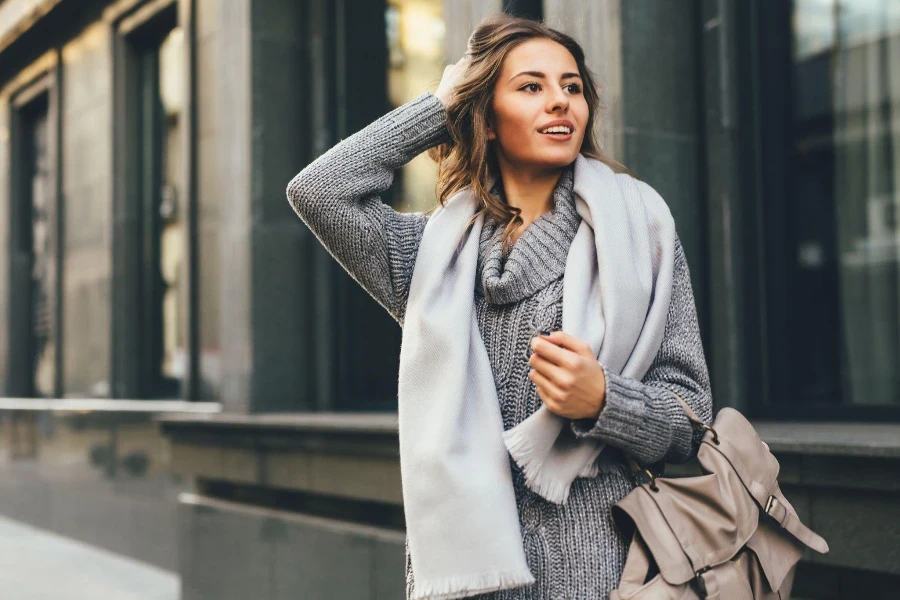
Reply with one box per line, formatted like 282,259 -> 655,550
570,362 -> 643,438
568,363 -> 692,465
386,92 -> 451,158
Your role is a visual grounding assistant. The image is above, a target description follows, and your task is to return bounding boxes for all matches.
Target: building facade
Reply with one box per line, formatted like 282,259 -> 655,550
0,0 -> 898,598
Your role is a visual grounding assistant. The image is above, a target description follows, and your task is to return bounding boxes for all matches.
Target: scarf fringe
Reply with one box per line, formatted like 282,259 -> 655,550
502,427 -> 572,505
411,568 -> 536,600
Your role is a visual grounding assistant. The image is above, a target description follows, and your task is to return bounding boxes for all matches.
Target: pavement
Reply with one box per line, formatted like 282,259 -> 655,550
0,515 -> 179,600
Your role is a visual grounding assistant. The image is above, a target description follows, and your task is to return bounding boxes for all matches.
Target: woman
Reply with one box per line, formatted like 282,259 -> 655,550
286,13 -> 712,600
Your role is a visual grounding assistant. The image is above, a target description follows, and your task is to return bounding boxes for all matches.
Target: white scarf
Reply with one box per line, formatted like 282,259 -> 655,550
397,154 -> 677,600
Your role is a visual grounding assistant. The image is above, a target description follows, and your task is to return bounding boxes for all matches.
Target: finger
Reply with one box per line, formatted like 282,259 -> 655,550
541,331 -> 594,356
534,384 -> 559,413
529,353 -> 573,391
531,336 -> 579,368
528,367 -> 564,401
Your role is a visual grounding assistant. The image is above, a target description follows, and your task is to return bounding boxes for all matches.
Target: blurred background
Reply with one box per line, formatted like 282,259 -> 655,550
0,0 -> 897,598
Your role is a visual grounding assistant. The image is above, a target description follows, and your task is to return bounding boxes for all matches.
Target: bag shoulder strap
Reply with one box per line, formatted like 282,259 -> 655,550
670,390 -> 705,428
624,389 -> 707,480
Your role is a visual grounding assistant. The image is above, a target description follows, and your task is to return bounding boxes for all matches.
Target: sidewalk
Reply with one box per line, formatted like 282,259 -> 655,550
0,515 -> 179,600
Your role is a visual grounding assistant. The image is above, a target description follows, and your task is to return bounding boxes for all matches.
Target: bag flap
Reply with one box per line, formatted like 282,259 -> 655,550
613,470 -> 759,583
697,408 -> 779,508
612,532 -> 695,600
612,487 -> 696,585
697,409 -> 829,555
744,518 -> 805,592
651,471 -> 759,570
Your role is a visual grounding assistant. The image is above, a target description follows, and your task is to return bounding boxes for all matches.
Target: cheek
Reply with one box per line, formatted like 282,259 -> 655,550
493,108 -> 532,146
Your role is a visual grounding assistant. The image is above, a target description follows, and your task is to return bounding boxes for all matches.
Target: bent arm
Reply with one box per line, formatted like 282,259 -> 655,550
570,233 -> 713,465
286,92 -> 450,324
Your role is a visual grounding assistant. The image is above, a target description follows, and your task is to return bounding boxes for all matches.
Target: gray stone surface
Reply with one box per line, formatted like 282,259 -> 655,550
622,131 -> 703,261
159,410 -> 399,433
179,500 -> 275,600
616,0 -> 709,360
753,421 -> 900,458
805,487 -> 900,575
0,514 -> 178,600
61,23 -> 113,397
162,412 -> 403,504
179,494 -> 406,600
0,409 -> 195,572
441,0 -> 503,63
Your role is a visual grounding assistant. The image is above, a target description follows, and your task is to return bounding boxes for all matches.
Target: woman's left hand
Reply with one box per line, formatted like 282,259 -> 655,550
528,331 -> 606,420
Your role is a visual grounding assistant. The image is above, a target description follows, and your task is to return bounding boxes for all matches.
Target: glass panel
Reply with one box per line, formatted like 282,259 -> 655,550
787,0 -> 900,407
27,106 -> 54,398
157,27 -> 187,397
386,0 -> 445,213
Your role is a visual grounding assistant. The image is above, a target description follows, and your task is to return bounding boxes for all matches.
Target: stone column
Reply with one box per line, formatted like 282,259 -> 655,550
203,0 -> 312,412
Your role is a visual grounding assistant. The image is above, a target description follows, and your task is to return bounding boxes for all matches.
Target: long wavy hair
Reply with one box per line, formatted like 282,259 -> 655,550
427,13 -> 632,254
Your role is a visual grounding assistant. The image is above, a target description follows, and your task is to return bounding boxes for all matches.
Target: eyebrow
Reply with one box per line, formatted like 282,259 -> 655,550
509,70 -> 582,83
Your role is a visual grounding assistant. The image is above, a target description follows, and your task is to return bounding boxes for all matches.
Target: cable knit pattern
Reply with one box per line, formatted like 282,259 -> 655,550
286,91 -> 713,600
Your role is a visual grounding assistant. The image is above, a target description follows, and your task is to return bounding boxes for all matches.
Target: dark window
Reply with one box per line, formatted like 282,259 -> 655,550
756,0 -> 900,419
13,94 -> 55,398
138,26 -> 187,399
114,5 -> 188,399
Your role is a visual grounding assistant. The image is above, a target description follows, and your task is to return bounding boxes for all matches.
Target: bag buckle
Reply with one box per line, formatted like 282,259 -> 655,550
627,457 -> 660,493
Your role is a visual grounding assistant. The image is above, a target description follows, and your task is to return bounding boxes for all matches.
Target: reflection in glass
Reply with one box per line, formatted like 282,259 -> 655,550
22,101 -> 55,398
158,27 -> 187,397
0,405 -> 195,581
792,0 -> 900,405
386,0 -> 445,213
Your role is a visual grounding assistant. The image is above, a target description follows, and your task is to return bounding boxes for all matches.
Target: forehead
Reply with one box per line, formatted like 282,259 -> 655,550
501,38 -> 578,76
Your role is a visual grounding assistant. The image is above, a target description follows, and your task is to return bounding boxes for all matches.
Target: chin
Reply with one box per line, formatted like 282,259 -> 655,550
529,150 -> 579,170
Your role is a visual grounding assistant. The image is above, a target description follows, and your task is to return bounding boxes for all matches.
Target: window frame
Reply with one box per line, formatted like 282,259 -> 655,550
5,57 -> 63,399
743,0 -> 900,422
110,0 -> 199,400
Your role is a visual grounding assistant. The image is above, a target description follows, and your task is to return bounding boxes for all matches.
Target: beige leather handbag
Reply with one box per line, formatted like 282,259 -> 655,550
610,395 -> 829,600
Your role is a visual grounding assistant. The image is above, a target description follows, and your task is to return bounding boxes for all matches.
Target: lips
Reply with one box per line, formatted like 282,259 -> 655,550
538,119 -> 575,135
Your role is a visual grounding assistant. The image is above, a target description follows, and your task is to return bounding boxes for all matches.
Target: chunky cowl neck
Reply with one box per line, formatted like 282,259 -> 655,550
476,163 -> 581,305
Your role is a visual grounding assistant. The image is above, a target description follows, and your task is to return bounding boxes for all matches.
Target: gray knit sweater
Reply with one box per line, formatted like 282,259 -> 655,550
286,92 -> 713,599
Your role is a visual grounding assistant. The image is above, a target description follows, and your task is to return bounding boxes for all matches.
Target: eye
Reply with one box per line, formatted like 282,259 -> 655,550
520,82 -> 541,93
565,83 -> 583,94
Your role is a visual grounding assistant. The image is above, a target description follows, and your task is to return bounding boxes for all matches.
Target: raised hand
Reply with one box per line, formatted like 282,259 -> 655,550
434,55 -> 470,108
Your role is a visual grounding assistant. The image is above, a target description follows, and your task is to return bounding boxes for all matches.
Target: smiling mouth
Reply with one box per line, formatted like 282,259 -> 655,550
539,126 -> 573,135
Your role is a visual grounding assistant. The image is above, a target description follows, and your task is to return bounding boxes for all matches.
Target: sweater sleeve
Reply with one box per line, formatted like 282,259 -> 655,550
285,92 -> 450,325
569,232 -> 714,465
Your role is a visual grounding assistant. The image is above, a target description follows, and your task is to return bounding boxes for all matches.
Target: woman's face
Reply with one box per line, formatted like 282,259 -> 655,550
488,38 -> 589,174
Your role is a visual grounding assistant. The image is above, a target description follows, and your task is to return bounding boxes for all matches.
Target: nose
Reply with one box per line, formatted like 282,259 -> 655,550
546,84 -> 569,113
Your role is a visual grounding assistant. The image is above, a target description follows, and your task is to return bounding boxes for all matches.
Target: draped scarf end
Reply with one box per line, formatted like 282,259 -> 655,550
411,568 -> 536,600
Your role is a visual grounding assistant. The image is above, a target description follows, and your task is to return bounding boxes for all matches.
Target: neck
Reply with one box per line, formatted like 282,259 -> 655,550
495,159 -> 563,226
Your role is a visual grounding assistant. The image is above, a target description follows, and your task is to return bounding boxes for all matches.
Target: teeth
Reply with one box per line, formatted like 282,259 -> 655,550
542,125 -> 571,134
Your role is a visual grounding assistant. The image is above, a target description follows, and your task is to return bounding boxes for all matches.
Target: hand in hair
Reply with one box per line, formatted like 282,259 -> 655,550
435,55 -> 470,108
